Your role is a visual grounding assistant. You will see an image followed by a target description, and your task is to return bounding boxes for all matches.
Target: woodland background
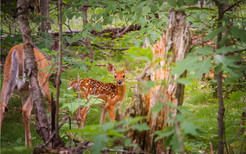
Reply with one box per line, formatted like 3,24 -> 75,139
0,0 -> 246,153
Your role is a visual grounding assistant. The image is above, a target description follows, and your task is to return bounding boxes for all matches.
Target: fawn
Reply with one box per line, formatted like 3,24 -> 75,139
67,63 -> 129,128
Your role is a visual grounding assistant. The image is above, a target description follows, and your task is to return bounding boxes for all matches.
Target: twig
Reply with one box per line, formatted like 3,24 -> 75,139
92,43 -> 129,51
64,22 -> 72,33
41,131 -> 56,148
58,116 -> 70,130
73,141 -> 94,154
223,0 -> 242,13
226,48 -> 246,56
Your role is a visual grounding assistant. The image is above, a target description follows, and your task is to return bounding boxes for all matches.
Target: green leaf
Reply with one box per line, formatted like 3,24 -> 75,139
170,135 -> 180,152
130,123 -> 150,131
151,103 -> 163,113
155,129 -> 175,141
126,47 -> 153,61
149,4 -> 158,13
195,46 -> 213,56
219,33 -> 229,46
214,55 -> 239,68
215,46 -> 237,54
171,55 -> 198,76
181,122 -> 199,136
150,31 -> 160,43
142,6 -> 151,16
205,27 -> 224,41
91,133 -> 108,153
230,26 -> 246,43
189,58 -> 212,79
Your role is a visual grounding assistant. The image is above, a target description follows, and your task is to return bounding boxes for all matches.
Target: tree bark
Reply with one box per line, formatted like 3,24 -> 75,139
40,0 -> 50,33
214,0 -> 228,153
80,2 -> 93,59
17,0 -> 52,147
126,9 -> 190,153
53,0 -> 63,148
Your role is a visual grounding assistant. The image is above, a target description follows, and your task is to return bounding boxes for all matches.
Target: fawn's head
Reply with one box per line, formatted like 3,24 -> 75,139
108,63 -> 130,85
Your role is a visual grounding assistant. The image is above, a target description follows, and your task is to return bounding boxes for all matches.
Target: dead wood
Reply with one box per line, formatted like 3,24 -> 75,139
51,25 -> 141,39
125,9 -> 191,153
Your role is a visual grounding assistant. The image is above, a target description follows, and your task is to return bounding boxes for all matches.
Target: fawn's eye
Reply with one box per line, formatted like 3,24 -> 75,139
123,75 -> 125,78
114,75 -> 117,78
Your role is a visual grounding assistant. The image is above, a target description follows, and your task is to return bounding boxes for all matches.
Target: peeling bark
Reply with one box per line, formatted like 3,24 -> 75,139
126,9 -> 190,153
17,0 -> 63,148
17,0 -> 51,147
40,0 -> 50,33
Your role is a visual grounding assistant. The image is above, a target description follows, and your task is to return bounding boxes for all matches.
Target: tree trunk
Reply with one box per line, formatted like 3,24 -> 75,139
17,0 -> 52,147
40,0 -> 50,33
126,9 -> 190,153
214,0 -> 228,153
17,0 -> 63,148
53,0 -> 63,148
80,3 -> 93,59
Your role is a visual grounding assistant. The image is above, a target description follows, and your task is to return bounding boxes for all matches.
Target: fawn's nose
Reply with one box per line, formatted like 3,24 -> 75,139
117,80 -> 122,85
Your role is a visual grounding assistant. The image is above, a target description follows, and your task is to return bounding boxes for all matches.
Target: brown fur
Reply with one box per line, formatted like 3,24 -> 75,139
68,63 -> 129,128
0,44 -> 55,147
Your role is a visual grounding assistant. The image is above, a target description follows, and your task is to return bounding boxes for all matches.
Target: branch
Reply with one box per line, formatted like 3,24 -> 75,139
64,22 -> 72,33
102,148 -> 149,154
58,116 -> 70,129
223,0 -> 242,13
41,131 -> 56,148
92,44 -> 129,51
226,48 -> 246,56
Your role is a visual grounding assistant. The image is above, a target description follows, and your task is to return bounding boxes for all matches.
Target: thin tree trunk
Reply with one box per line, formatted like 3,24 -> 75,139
80,2 -> 93,59
17,0 -> 52,147
53,0 -> 63,148
40,0 -> 50,33
126,9 -> 190,153
214,1 -> 228,153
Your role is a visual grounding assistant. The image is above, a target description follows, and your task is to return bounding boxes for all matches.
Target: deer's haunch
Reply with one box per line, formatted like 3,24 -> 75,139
68,63 -> 129,128
0,44 -> 56,147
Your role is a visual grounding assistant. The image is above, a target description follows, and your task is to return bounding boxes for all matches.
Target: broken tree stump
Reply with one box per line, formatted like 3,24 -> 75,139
126,9 -> 191,153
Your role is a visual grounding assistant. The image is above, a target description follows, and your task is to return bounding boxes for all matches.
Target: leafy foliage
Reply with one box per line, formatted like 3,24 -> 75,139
1,0 -> 246,153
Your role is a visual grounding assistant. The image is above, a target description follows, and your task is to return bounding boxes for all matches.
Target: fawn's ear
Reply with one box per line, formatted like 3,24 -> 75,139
108,63 -> 115,74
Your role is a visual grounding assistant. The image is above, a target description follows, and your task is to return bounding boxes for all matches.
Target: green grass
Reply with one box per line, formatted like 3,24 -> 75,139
0,97 -> 43,154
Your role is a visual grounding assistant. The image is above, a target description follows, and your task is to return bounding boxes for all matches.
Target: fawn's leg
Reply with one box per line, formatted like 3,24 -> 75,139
80,108 -> 90,128
106,105 -> 115,121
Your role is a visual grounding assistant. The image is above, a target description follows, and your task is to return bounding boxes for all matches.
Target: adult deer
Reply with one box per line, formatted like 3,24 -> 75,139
68,63 -> 129,128
0,44 -> 58,147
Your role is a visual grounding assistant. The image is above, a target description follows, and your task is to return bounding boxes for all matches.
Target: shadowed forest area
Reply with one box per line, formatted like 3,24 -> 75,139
0,0 -> 246,153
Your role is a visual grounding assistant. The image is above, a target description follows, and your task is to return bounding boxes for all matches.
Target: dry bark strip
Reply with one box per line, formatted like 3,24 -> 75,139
125,9 -> 191,153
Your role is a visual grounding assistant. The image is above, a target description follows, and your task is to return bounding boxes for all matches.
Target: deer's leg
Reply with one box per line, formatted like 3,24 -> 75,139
41,82 -> 52,112
0,81 -> 15,134
100,107 -> 107,124
22,96 -> 33,147
80,108 -> 90,128
106,105 -> 115,121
